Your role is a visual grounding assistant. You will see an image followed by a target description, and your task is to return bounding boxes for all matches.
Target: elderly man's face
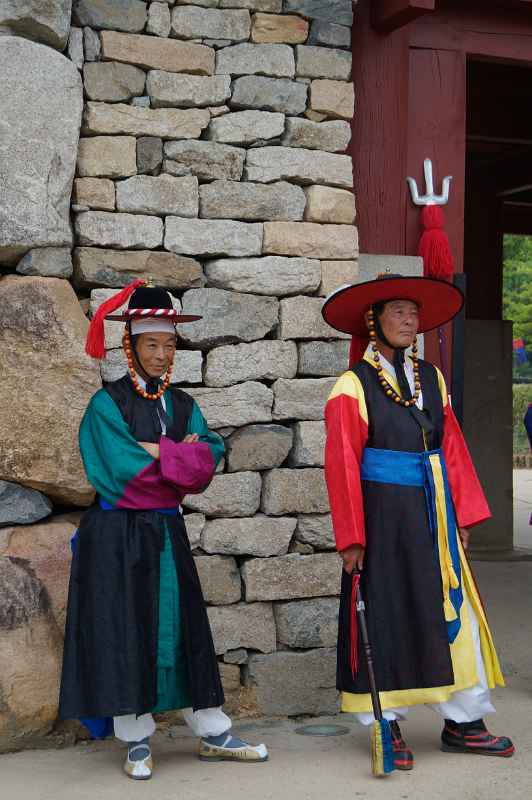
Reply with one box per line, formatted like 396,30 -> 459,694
135,331 -> 176,378
376,300 -> 419,349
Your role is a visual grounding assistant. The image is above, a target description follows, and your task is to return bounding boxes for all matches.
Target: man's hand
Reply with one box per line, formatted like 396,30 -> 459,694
183,434 -> 200,443
139,442 -> 160,459
459,527 -> 470,550
340,544 -> 365,574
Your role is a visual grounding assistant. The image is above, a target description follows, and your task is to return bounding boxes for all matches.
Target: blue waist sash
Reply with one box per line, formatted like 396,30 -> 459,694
361,447 -> 463,643
70,499 -> 179,551
98,498 -> 180,515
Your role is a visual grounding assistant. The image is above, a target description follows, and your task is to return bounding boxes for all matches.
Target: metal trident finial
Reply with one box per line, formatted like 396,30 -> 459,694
407,158 -> 452,206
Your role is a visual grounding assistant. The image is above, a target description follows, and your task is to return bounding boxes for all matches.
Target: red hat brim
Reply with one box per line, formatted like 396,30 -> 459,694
321,276 -> 464,337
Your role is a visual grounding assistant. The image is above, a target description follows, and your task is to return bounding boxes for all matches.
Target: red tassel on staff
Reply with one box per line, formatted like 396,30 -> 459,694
85,279 -> 146,359
350,572 -> 361,678
417,205 -> 454,281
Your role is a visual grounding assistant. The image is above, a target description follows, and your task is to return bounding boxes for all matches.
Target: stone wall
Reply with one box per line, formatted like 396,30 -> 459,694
0,0 -> 358,751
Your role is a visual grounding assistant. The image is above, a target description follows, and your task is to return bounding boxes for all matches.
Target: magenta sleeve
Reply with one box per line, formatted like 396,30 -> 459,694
159,436 -> 215,494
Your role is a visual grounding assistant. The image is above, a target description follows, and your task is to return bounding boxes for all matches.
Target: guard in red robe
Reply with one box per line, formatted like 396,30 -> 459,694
322,273 -> 514,770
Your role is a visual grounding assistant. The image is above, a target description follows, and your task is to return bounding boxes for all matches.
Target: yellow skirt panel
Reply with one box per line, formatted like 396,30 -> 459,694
341,540 -> 504,714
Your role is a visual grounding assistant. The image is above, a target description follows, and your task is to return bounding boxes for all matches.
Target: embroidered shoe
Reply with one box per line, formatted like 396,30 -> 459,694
124,743 -> 153,780
441,719 -> 515,757
390,721 -> 414,770
199,732 -> 268,763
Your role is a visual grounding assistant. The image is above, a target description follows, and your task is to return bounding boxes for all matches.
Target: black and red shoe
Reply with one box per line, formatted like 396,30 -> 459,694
441,719 -> 514,757
390,721 -> 414,770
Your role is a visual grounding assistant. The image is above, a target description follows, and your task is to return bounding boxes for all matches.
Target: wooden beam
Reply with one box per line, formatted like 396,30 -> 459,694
410,7 -> 532,60
372,0 -> 435,32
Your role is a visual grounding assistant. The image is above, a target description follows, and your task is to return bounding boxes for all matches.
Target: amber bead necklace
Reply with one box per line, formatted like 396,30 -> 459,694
123,328 -> 173,401
367,308 -> 421,408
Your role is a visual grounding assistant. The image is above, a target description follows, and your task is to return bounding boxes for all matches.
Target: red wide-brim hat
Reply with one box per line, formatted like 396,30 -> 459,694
322,275 -> 464,337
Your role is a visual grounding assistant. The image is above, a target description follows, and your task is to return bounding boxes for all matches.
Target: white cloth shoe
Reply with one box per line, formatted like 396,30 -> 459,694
199,733 -> 268,763
123,744 -> 153,780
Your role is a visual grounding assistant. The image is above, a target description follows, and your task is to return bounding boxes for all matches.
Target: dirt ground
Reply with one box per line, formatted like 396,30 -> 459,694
1,561 -> 531,800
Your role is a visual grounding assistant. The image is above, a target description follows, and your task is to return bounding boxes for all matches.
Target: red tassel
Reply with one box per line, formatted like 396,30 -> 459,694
350,572 -> 361,678
85,279 -> 146,359
350,336 -> 369,368
417,205 -> 454,282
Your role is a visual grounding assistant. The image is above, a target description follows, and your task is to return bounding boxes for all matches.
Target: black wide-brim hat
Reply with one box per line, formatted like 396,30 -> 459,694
106,285 -> 201,323
322,275 -> 464,337
86,279 -> 202,360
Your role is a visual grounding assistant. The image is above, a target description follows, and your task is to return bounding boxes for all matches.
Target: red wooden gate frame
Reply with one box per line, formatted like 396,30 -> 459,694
351,0 -> 532,368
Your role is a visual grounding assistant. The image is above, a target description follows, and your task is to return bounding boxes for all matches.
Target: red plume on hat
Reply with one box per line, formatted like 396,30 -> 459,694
85,279 -> 146,360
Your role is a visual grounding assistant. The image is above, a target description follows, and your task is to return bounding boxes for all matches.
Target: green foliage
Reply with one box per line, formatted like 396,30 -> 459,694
503,235 -> 532,381
513,384 -> 532,453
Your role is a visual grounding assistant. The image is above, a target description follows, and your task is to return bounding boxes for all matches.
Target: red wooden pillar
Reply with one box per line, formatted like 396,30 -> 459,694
406,47 -> 467,368
350,0 -> 410,254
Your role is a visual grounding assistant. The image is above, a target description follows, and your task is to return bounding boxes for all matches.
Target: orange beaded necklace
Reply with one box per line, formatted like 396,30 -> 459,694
367,308 -> 421,408
123,327 -> 174,402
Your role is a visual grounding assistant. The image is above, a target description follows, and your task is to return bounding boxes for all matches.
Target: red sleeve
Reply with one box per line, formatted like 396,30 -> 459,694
324,372 -> 369,552
438,374 -> 491,529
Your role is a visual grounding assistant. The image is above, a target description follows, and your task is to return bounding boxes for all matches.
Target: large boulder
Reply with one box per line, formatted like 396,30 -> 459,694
0,557 -> 64,752
0,37 -> 83,265
0,513 -> 81,753
0,277 -> 101,505
0,513 -> 80,632
0,1 -> 72,50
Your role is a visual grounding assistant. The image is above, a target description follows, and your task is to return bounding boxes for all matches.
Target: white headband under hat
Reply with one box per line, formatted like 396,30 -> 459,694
130,317 -> 176,336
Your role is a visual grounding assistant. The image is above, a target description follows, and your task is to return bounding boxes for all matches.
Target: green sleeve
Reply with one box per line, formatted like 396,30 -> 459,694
186,401 -> 225,467
79,390 -> 154,505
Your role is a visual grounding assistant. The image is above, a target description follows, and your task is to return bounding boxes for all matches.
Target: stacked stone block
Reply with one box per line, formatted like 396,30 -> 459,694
0,0 -> 358,739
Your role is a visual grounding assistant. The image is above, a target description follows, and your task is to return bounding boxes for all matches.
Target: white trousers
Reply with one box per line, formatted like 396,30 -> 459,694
114,707 -> 232,742
356,597 -> 496,726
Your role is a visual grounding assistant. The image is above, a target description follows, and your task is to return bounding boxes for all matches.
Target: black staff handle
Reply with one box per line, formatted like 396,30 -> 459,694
355,577 -> 384,723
